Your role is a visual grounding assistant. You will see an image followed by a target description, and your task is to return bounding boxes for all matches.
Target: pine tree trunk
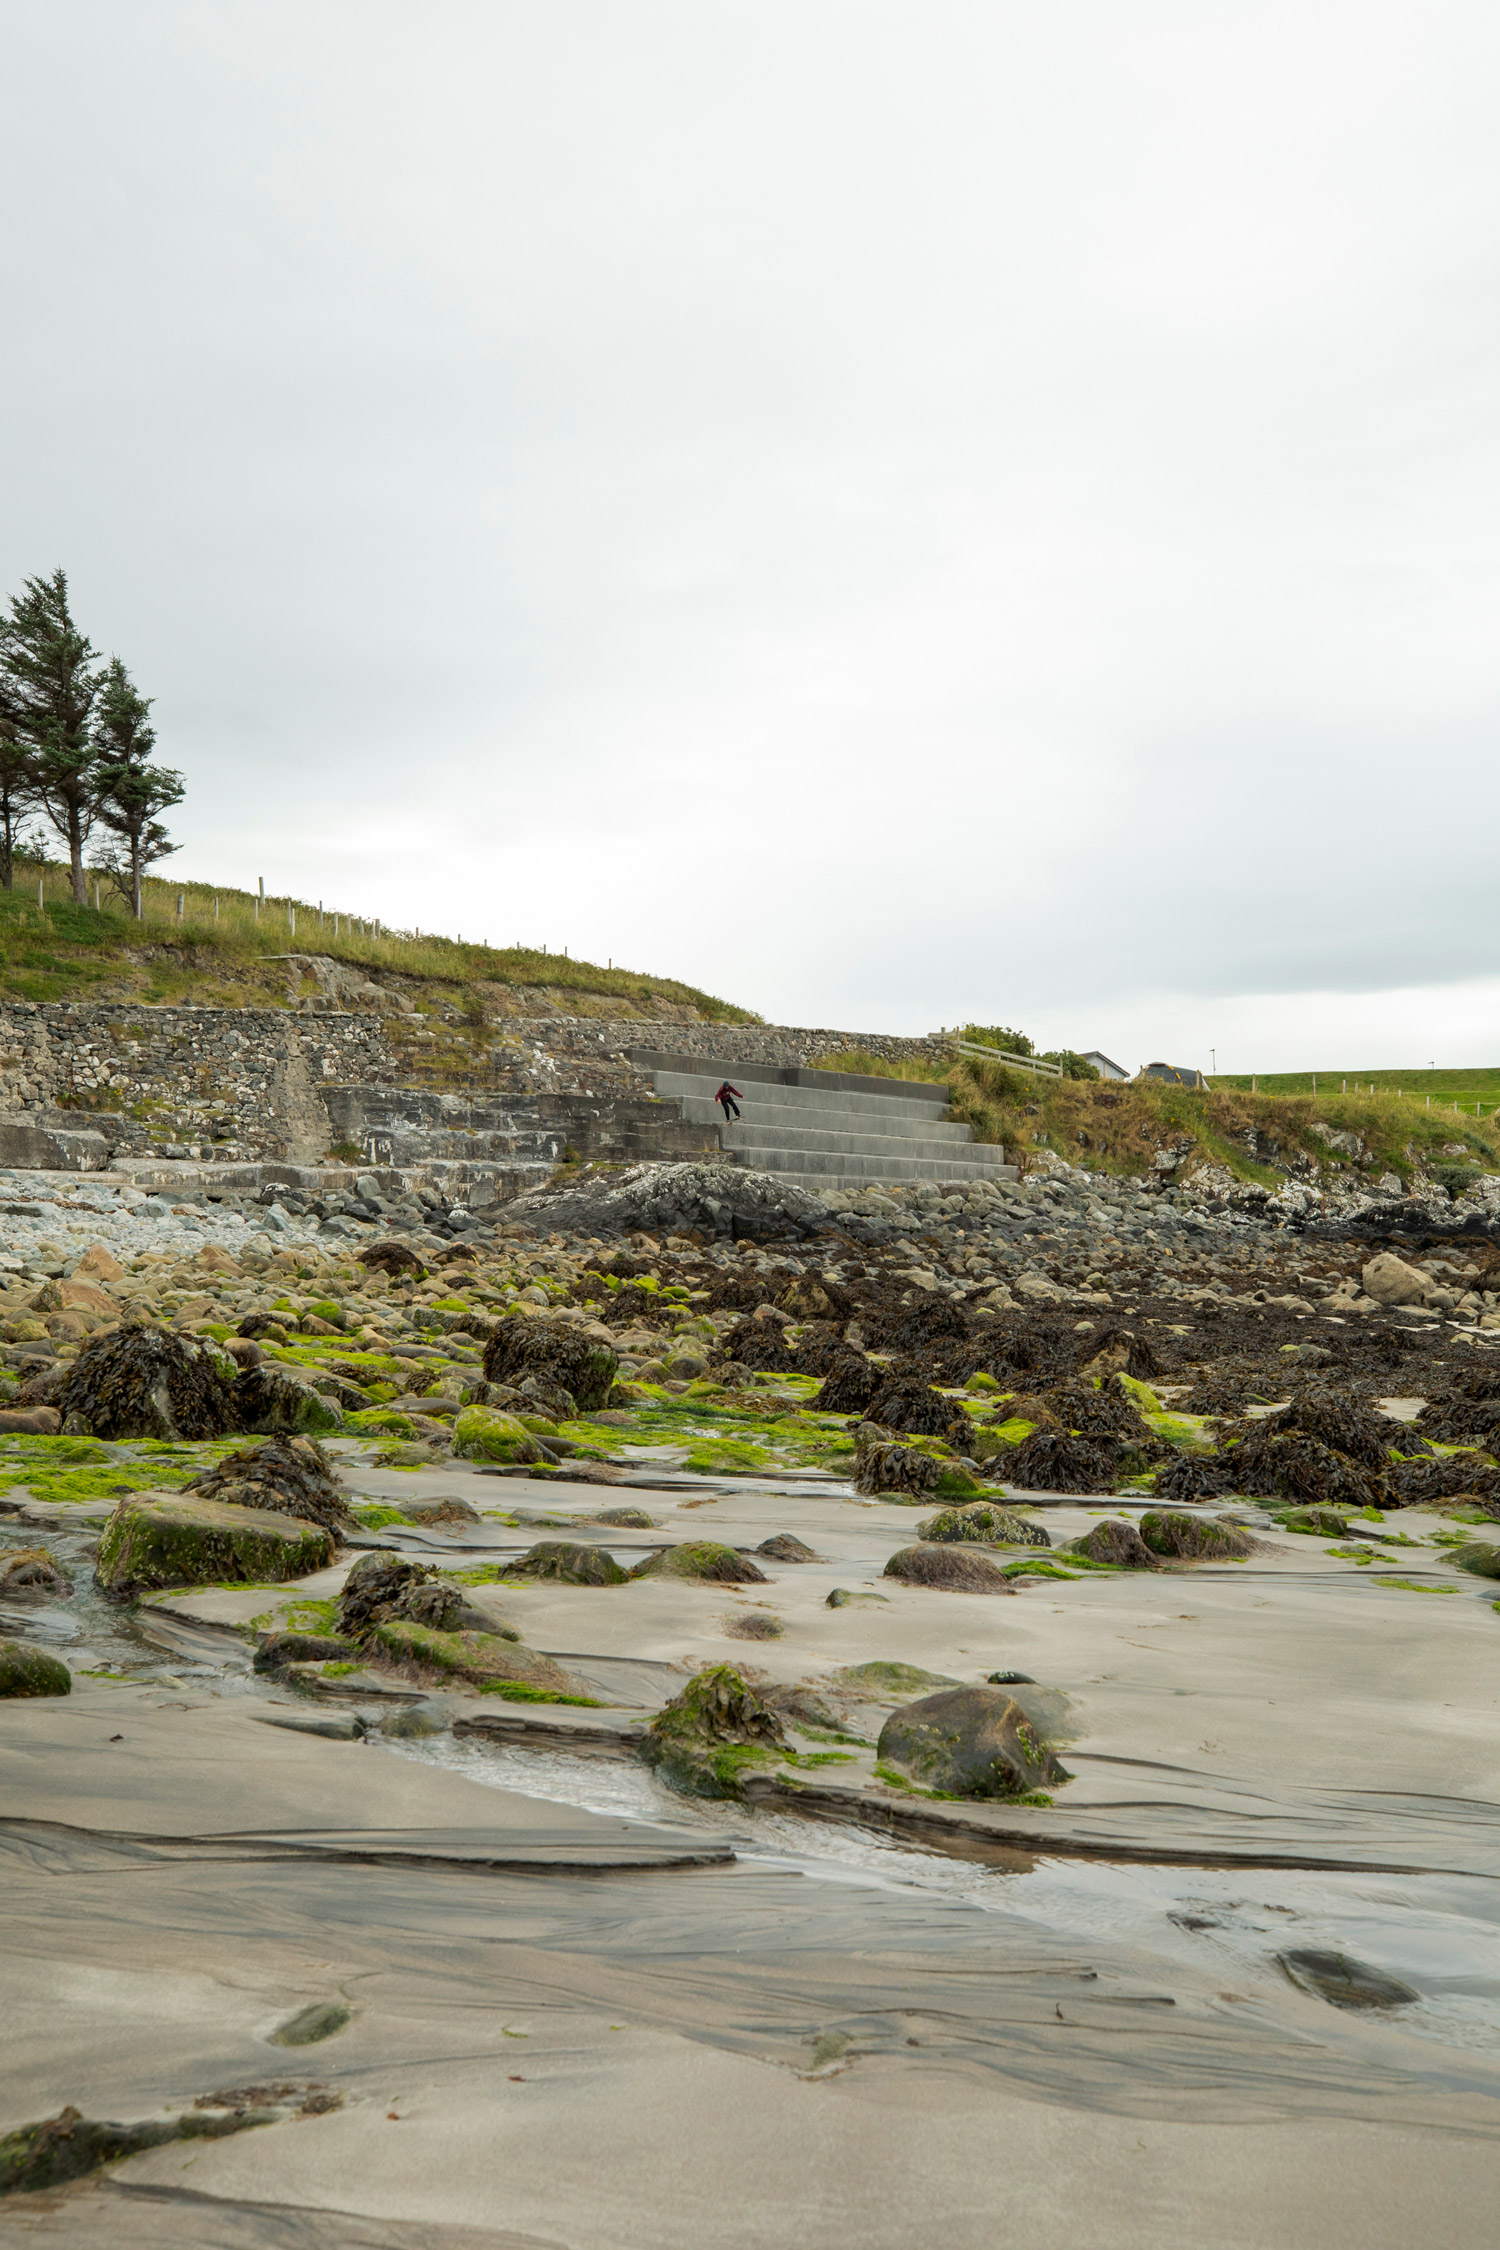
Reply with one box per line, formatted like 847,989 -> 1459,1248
132,832 -> 142,919
68,800 -> 86,906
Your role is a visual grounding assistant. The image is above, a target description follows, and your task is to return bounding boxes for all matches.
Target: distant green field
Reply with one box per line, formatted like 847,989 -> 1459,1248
1213,1067 -> 1500,1114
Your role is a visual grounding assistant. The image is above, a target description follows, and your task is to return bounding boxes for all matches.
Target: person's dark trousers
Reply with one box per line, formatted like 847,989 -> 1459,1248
718,1097 -> 740,1121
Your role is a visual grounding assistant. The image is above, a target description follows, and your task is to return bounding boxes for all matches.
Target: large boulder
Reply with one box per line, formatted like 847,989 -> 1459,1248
852,1435 -> 943,1499
503,1160 -> 832,1243
96,1494 -> 335,1600
876,1686 -> 1068,1799
53,1325 -> 239,1441
639,1663 -> 788,1796
1449,1541 -> 1500,1579
1361,1252 -> 1436,1308
0,1638 -> 71,1696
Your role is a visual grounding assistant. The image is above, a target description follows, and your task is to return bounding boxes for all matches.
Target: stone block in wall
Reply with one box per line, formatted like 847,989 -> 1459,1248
0,1117 -> 115,1171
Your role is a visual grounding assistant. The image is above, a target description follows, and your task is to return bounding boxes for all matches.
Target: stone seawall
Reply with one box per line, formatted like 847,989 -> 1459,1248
0,1004 -> 953,1175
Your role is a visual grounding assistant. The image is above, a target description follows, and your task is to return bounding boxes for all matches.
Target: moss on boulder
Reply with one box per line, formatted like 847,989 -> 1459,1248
96,1493 -> 335,1599
629,1541 -> 768,1584
639,1663 -> 788,1797
362,1617 -> 592,1698
0,1637 -> 71,1696
452,1406 -> 546,1464
917,1502 -> 1051,1548
877,1685 -> 1069,1800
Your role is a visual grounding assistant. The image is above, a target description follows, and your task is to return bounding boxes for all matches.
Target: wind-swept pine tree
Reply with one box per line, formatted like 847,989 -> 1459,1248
0,677 -> 43,891
0,569 -> 104,904
92,658 -> 184,916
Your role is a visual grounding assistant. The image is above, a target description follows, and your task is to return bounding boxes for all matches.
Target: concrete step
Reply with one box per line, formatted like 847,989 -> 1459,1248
678,1096 -> 974,1142
731,1148 -> 1015,1186
654,1071 -> 951,1124
644,1053 -> 1008,1191
723,1122 -> 1000,1165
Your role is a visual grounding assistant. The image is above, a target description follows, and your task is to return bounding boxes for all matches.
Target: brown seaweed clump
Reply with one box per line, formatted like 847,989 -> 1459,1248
188,1437 -> 353,1534
883,1544 -> 1014,1593
861,1377 -> 968,1442
483,1319 -> 620,1410
1218,1427 -> 1383,1511
55,1325 -> 239,1441
1263,1386 -> 1397,1471
712,1317 -> 800,1374
812,1352 -> 884,1414
1002,1429 -> 1120,1494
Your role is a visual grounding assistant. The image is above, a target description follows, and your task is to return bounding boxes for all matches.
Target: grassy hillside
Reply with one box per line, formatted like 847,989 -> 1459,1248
0,859 -> 756,1023
1214,1067 -> 1500,1114
817,1047 -> 1500,1187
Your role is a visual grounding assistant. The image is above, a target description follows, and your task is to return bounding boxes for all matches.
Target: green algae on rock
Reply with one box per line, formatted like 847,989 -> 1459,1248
452,1406 -> 547,1464
629,1541 -> 768,1585
0,1637 -> 71,1696
96,1493 -> 334,1599
363,1617 -> 594,1698
876,1685 -> 1069,1800
916,1502 -> 1051,1548
640,1663 -> 789,1797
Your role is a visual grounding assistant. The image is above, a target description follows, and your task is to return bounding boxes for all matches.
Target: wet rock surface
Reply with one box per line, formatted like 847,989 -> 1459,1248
876,1685 -> 1068,1799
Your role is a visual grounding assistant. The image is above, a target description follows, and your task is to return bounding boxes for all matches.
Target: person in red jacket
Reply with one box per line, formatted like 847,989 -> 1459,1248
714,1080 -> 742,1122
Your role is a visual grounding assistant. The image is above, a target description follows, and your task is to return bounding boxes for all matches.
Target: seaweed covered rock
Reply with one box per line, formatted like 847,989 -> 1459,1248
853,1438 -> 942,1499
506,1541 -> 628,1586
876,1686 -> 1066,1799
483,1317 -> 619,1411
1386,1454 -> 1500,1511
864,1295 -> 974,1355
513,1374 -> 578,1423
1079,1326 -> 1165,1380
1264,1386 -> 1396,1471
358,1241 -> 427,1279
1070,1518 -> 1159,1568
793,1323 -> 856,1377
630,1542 -> 768,1584
812,1352 -> 883,1414
0,1546 -> 72,1598
862,1377 -> 968,1442
1448,1541 -> 1500,1579
1003,1428 -> 1120,1494
1153,1451 -> 1236,1504
1220,1428 -> 1383,1510
714,1316 -> 799,1373
360,1617 -> 586,1695
594,1505 -> 657,1529
1138,1510 -> 1253,1561
96,1494 -> 334,1599
1276,1505 -> 1353,1537
451,1406 -> 547,1464
882,1544 -> 1015,1593
234,1362 -> 343,1436
336,1552 -> 490,1637
917,1502 -> 1050,1548
639,1663 -> 788,1797
55,1324 -> 239,1441
253,1630 -> 357,1672
756,1532 -> 820,1562
1042,1375 -> 1152,1442
188,1437 -> 352,1534
0,1637 -> 71,1695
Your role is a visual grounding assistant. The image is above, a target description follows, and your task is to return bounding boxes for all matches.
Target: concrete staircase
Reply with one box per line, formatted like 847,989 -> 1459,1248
631,1050 -> 1017,1193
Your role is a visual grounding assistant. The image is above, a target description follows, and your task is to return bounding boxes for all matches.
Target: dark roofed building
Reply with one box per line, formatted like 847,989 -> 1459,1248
1140,1061 -> 1207,1090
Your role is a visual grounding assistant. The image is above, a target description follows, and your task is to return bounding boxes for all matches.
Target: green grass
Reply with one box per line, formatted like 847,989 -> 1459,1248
1214,1068 -> 1500,1112
0,859 -> 755,1021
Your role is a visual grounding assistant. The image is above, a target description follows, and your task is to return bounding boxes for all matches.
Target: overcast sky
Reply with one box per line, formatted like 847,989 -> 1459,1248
3,2 -> 1497,1070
